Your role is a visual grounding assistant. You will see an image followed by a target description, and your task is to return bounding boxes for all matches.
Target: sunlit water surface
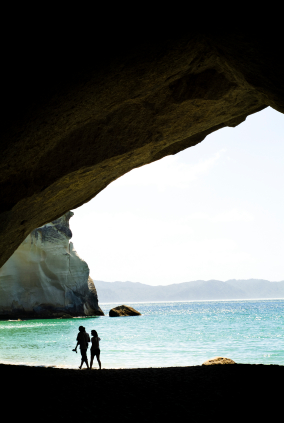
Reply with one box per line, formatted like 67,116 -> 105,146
1,300 -> 283,368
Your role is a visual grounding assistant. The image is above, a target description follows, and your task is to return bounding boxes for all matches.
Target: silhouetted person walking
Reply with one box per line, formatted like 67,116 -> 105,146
74,326 -> 90,369
90,330 -> 101,370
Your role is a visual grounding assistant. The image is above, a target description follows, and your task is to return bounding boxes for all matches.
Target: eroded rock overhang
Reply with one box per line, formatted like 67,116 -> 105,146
0,211 -> 104,318
1,32 -> 283,267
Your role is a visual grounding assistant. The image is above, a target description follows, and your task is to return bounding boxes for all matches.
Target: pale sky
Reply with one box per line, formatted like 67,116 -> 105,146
71,107 -> 284,285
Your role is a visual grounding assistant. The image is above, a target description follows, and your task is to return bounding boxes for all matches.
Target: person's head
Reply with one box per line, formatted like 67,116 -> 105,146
91,330 -> 98,337
79,326 -> 84,333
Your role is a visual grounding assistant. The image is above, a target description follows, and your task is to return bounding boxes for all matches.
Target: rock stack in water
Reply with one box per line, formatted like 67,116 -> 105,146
109,305 -> 141,317
0,211 -> 104,318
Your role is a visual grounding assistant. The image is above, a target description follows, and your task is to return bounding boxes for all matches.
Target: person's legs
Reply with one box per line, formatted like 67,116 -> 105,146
80,349 -> 89,369
79,349 -> 84,369
79,359 -> 84,369
90,351 -> 94,369
84,350 -> 89,369
96,351 -> 101,370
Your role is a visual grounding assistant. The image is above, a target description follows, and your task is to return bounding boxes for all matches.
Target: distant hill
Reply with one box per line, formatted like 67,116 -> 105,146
94,279 -> 284,303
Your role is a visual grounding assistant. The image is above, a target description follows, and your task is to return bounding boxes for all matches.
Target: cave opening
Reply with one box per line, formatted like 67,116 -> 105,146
70,106 -> 284,289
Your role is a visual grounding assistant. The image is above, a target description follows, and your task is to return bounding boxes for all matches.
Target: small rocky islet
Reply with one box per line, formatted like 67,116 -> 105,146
109,305 -> 141,317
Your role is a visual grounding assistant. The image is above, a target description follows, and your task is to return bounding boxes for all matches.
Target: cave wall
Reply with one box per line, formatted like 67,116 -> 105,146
1,32 -> 283,267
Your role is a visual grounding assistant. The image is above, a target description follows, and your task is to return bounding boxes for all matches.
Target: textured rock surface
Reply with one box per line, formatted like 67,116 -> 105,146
0,212 -> 104,318
109,305 -> 141,317
1,31 -> 284,267
202,357 -> 236,365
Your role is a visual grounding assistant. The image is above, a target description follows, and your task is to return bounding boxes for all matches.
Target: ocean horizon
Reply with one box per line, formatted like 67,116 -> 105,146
100,297 -> 284,304
1,299 -> 284,369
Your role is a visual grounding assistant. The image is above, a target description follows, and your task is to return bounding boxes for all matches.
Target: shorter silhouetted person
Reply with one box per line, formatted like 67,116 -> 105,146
90,330 -> 101,370
74,326 -> 90,369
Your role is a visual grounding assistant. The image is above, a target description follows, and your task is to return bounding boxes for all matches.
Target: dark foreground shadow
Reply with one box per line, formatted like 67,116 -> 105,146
1,363 -> 282,422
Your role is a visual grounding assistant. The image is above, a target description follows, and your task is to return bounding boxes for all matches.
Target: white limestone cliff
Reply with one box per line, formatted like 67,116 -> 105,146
0,211 -> 104,318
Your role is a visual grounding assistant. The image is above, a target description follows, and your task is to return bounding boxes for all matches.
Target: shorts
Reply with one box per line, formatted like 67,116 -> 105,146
91,348 -> 100,357
80,349 -> 87,361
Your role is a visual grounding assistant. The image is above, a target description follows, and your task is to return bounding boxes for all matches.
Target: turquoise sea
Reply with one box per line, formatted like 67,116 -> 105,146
1,299 -> 283,368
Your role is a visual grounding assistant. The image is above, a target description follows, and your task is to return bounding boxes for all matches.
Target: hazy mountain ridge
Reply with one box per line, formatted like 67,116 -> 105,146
94,279 -> 284,302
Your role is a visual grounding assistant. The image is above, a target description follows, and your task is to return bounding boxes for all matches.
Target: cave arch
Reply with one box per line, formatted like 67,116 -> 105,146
1,32 -> 283,267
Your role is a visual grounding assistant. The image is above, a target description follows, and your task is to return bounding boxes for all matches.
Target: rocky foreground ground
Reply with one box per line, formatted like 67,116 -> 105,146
2,363 -> 282,422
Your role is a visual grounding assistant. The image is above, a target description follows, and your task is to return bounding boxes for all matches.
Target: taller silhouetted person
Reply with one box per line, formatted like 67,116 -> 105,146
74,326 -> 90,369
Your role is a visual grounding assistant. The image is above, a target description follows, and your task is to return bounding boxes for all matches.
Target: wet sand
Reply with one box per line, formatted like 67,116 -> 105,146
1,363 -> 283,422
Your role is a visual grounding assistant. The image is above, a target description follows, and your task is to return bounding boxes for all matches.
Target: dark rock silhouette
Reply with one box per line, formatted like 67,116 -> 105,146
1,364 -> 283,422
109,305 -> 141,317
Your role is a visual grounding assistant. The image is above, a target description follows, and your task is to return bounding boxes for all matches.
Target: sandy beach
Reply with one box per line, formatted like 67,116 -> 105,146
1,363 -> 282,422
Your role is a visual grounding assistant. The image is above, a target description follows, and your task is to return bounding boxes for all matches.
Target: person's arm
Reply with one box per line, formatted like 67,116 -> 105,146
73,334 -> 80,351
